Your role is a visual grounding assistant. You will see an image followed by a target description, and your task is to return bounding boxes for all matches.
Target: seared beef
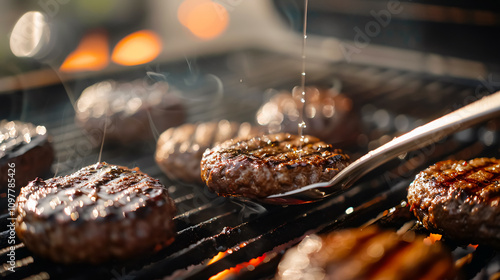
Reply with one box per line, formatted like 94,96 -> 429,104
408,158 -> 500,248
200,133 -> 350,198
276,226 -> 456,280
15,162 -> 176,264
256,87 -> 360,147
155,120 -> 263,184
75,79 -> 185,146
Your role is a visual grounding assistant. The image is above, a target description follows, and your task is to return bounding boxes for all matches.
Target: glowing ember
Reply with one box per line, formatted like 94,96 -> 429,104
177,0 -> 229,40
207,251 -> 226,265
209,254 -> 267,280
206,242 -> 269,279
468,244 -> 479,249
423,233 -> 442,245
207,242 -> 248,265
424,234 -> 478,249
60,30 -> 109,72
111,30 -> 162,66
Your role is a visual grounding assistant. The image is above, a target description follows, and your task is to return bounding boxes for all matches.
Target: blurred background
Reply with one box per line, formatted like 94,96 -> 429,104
2,0 -> 499,102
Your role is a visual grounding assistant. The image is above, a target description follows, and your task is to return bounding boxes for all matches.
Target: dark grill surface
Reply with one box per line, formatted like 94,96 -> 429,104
2,50 -> 500,279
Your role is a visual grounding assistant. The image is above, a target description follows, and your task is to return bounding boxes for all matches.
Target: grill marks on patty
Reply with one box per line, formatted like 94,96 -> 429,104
408,158 -> 500,249
200,133 -> 350,198
18,163 -> 166,222
220,139 -> 348,172
422,160 -> 500,199
276,226 -> 456,280
15,162 -> 176,264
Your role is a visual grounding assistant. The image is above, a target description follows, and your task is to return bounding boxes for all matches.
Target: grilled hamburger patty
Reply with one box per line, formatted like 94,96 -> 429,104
276,226 -> 456,280
200,133 -> 350,198
75,79 -> 185,146
408,158 -> 500,248
0,120 -> 54,189
15,162 -> 176,264
255,87 -> 360,146
155,120 -> 262,184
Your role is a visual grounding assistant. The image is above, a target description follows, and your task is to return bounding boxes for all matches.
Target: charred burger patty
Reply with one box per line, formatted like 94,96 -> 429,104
276,226 -> 456,280
200,133 -> 350,198
408,158 -> 500,248
15,162 -> 176,264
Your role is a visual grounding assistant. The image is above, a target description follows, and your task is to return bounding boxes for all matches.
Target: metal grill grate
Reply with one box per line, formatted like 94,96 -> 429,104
1,50 -> 500,279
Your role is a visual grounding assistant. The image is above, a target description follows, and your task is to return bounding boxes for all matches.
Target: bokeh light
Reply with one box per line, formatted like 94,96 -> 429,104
10,11 -> 50,58
178,0 -> 229,40
59,30 -> 109,72
111,30 -> 162,66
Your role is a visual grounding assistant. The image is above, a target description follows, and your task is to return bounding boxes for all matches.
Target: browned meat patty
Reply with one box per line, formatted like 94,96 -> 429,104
408,158 -> 500,248
15,162 -> 176,264
256,87 -> 361,146
276,226 -> 456,280
155,120 -> 263,184
200,133 -> 350,198
75,79 -> 185,146
0,120 -> 54,190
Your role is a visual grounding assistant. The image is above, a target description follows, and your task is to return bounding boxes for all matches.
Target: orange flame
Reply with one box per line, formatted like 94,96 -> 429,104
424,234 -> 478,249
207,251 -> 226,265
207,243 -> 269,279
423,233 -> 442,245
178,0 -> 229,40
60,30 -> 109,72
111,30 -> 162,66
209,254 -> 267,280
207,243 -> 247,265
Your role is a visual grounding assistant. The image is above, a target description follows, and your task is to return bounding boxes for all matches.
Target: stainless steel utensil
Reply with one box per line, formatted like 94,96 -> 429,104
262,91 -> 500,204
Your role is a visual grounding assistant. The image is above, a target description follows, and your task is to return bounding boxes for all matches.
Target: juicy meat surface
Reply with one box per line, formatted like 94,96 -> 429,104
276,226 -> 456,280
200,133 -> 350,198
408,158 -> 500,248
15,162 -> 176,264
155,120 -> 263,184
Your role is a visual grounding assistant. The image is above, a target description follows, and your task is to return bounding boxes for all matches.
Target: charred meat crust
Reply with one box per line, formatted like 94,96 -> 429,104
276,226 -> 456,280
15,162 -> 176,264
200,133 -> 350,198
408,158 -> 500,248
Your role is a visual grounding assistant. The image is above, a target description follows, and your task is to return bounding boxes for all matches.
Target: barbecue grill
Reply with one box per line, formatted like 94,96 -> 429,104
2,1 -> 500,279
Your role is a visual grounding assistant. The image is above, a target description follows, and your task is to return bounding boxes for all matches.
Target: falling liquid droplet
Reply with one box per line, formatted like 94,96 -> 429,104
296,0 -> 309,154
